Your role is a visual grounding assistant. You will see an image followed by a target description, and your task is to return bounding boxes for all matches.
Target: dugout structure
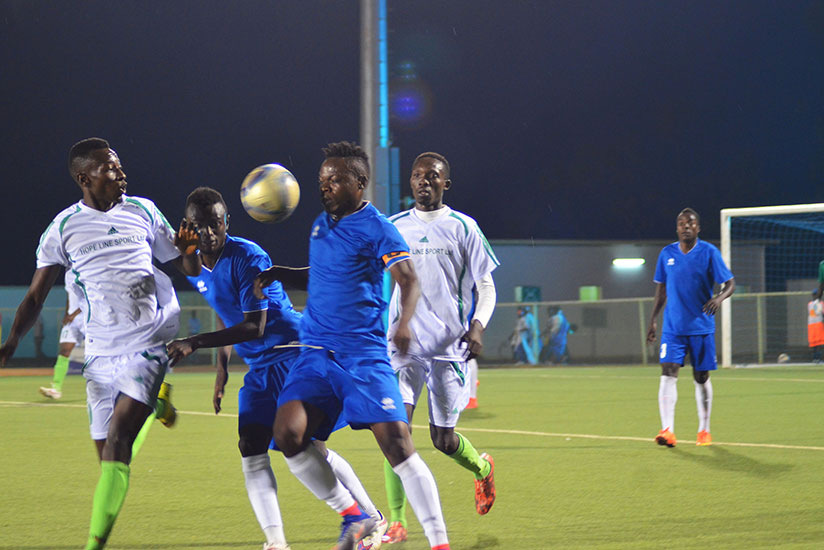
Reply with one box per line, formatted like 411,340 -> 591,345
720,203 -> 824,367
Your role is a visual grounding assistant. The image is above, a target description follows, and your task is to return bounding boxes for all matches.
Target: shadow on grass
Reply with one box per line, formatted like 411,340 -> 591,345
672,445 -> 794,477
465,533 -> 501,549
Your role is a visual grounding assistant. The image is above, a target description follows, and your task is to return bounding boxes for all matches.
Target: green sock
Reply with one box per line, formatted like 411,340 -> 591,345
131,413 -> 154,460
154,397 -> 168,420
449,432 -> 491,479
85,461 -> 130,550
383,458 -> 407,527
52,355 -> 70,391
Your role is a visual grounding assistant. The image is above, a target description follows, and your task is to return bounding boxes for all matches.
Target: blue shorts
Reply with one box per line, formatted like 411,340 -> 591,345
238,349 -> 298,450
659,333 -> 717,371
278,347 -> 408,439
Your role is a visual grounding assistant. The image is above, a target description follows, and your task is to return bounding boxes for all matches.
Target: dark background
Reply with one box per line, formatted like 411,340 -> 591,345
2,0 -> 822,285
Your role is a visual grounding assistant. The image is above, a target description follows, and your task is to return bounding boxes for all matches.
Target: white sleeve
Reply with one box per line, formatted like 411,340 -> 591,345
471,272 -> 496,329
36,217 -> 69,268
149,201 -> 181,264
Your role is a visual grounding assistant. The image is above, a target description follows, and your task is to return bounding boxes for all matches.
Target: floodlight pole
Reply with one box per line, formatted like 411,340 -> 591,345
360,0 -> 392,213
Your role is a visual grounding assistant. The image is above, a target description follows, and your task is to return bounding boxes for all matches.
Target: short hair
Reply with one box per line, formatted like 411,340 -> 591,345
678,207 -> 700,223
68,137 -> 110,178
186,186 -> 227,213
322,141 -> 370,181
413,151 -> 450,178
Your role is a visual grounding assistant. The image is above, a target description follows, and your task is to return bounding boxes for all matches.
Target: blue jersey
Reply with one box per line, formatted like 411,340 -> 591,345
301,202 -> 410,354
653,239 -> 733,336
187,235 -> 301,367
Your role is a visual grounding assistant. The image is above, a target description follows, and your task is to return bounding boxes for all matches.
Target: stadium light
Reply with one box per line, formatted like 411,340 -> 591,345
612,258 -> 645,269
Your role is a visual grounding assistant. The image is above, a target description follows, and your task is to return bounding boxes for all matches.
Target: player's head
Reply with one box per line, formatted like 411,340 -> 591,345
185,186 -> 229,255
410,152 -> 451,211
319,141 -> 370,218
69,137 -> 126,206
676,208 -> 700,243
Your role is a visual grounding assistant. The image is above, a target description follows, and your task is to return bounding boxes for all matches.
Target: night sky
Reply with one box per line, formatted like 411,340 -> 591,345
2,1 -> 822,285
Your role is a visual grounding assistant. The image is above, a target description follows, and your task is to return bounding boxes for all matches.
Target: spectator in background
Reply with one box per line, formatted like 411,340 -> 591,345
807,289 -> 824,363
511,306 -> 540,364
541,306 -> 571,364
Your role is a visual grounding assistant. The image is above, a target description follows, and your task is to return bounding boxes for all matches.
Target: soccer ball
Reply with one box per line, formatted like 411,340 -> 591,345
777,353 -> 790,363
240,164 -> 300,223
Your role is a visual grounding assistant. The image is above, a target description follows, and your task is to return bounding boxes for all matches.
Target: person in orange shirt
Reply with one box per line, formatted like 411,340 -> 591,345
807,289 -> 824,363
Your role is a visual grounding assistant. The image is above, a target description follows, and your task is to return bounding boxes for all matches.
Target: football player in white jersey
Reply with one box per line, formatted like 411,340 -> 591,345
38,271 -> 85,399
382,152 -> 499,543
0,137 -> 200,550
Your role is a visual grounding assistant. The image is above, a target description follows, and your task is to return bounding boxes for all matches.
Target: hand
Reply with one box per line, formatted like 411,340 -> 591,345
646,322 -> 657,344
460,320 -> 484,360
213,368 -> 228,414
174,219 -> 199,256
703,297 -> 723,315
167,337 -> 197,367
253,268 -> 277,300
392,323 -> 412,356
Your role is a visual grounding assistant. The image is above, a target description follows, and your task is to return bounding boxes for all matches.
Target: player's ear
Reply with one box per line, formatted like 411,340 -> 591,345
224,212 -> 230,228
357,175 -> 367,190
443,178 -> 452,191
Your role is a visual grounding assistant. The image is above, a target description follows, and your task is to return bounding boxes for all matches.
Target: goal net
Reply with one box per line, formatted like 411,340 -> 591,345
720,203 -> 824,366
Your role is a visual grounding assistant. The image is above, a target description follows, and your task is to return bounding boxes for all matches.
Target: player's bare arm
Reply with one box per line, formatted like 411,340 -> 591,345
703,278 -> 736,315
172,218 -> 202,276
0,265 -> 63,366
253,265 -> 309,298
389,258 -> 420,355
461,320 -> 486,360
167,310 -> 266,366
647,283 -> 667,343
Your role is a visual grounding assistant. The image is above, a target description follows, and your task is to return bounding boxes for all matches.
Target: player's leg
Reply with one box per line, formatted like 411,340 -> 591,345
690,334 -> 716,446
383,356 -> 425,542
40,337 -> 75,399
373,420 -> 449,550
84,348 -> 167,550
428,360 -> 494,515
656,336 -> 684,447
239,366 -> 290,549
87,395 -> 154,550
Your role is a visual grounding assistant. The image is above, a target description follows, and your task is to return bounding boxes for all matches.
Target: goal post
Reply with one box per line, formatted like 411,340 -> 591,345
720,203 -> 824,367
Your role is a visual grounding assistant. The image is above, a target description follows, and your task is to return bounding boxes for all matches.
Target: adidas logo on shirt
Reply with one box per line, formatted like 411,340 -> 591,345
108,227 -> 119,235
419,236 -> 429,243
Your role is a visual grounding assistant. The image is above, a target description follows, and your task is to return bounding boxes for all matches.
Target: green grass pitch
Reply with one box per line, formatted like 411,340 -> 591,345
1,365 -> 823,549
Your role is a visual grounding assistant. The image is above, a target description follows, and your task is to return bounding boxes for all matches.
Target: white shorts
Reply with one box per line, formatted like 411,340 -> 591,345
391,354 -> 471,428
59,315 -> 85,345
83,345 -> 168,440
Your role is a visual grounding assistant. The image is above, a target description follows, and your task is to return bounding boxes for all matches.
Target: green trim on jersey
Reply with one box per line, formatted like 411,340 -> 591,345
476,226 -> 500,266
125,198 -> 154,224
449,212 -> 469,237
389,211 -> 412,224
819,260 -> 824,284
71,268 -> 92,323
155,205 -> 175,231
59,206 -> 82,235
35,220 -> 56,259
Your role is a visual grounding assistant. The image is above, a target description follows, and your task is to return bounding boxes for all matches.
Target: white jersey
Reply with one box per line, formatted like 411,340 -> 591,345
36,196 -> 181,356
64,269 -> 84,317
388,206 -> 499,359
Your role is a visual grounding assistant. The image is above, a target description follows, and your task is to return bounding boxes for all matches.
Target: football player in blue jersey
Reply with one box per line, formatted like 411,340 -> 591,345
646,208 -> 735,448
255,142 -> 450,550
166,187 -> 385,550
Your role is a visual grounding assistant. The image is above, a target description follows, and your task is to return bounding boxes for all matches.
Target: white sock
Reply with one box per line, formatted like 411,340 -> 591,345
393,453 -> 448,548
694,379 -> 713,433
283,445 -> 356,513
325,448 -> 378,519
241,453 -> 286,546
658,375 -> 678,432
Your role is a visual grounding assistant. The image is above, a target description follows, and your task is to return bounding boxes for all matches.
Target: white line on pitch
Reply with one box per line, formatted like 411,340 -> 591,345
2,399 -> 822,452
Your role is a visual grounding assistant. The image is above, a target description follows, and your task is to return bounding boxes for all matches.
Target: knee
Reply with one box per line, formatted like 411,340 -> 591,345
661,363 -> 679,377
430,427 -> 458,455
273,423 -> 305,456
238,436 -> 268,458
693,370 -> 709,384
